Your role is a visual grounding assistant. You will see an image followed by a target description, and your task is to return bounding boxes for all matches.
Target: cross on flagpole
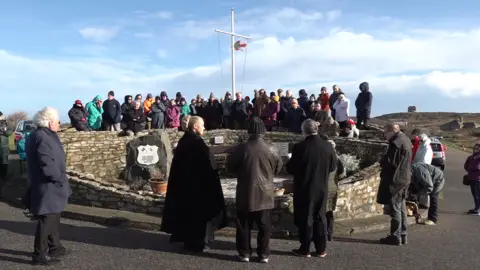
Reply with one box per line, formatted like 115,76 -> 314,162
215,8 -> 252,96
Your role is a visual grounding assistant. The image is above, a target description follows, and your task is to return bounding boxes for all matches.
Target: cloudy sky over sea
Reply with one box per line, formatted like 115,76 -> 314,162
1,0 -> 479,119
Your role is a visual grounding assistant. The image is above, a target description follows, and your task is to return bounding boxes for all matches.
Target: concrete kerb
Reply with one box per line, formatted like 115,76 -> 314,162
1,193 -> 427,239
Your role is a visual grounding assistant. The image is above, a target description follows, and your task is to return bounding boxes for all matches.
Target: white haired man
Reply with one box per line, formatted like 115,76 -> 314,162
287,119 -> 337,258
26,107 -> 71,265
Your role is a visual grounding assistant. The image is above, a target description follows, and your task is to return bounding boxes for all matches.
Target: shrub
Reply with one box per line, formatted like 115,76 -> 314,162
6,111 -> 28,129
338,154 -> 360,175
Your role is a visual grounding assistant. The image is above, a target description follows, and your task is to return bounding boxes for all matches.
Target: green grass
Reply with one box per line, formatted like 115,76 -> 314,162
442,139 -> 472,153
9,135 -> 15,152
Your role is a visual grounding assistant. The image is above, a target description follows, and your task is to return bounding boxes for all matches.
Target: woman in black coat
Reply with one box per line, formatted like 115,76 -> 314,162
125,101 -> 145,135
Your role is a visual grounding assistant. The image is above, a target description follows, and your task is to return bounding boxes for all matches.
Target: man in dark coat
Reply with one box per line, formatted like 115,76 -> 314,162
26,107 -> 72,265
355,82 -> 373,128
287,119 -> 337,258
68,100 -> 90,131
227,117 -> 283,263
410,163 -> 445,225
120,95 -> 132,130
231,92 -> 249,130
278,90 -> 293,127
284,99 -> 307,133
150,96 -> 167,129
0,111 -> 12,196
377,123 -> 412,245
161,116 -> 227,252
102,90 -> 122,131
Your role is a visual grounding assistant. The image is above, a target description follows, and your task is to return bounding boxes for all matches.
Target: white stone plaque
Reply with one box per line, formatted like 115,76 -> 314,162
273,142 -> 289,157
213,136 -> 224,144
137,145 -> 159,165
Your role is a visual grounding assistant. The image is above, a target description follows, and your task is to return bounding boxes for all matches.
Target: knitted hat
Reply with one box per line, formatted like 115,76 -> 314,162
248,117 -> 266,135
270,91 -> 276,97
74,100 -> 82,105
108,90 -> 115,96
147,93 -> 153,98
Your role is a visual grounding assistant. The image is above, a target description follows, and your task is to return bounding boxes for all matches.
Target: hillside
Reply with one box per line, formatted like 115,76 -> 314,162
373,112 -> 480,150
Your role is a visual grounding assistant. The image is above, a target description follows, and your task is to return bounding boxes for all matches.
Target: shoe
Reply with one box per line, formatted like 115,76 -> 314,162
292,249 -> 311,258
49,247 -> 71,258
238,256 -> 250,262
467,209 -> 480,215
327,235 -> 333,242
379,236 -> 401,246
314,252 -> 327,258
401,235 -> 408,245
259,256 -> 269,263
31,256 -> 61,266
422,220 -> 436,226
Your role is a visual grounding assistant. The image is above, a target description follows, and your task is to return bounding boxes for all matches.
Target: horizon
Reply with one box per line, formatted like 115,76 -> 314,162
1,0 -> 479,121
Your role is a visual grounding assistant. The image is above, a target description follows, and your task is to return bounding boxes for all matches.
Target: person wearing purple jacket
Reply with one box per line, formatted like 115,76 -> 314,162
464,141 -> 480,215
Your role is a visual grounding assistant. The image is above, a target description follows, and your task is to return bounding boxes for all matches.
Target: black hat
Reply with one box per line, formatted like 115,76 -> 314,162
248,117 -> 266,135
108,90 -> 115,96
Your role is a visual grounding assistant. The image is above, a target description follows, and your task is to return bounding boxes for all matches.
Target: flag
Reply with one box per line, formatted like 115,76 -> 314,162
234,40 -> 247,51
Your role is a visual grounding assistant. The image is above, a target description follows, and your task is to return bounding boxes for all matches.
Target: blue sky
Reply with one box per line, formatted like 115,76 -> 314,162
1,0 -> 480,121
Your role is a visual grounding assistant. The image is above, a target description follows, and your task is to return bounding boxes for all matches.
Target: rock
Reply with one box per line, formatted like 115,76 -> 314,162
123,132 -> 172,190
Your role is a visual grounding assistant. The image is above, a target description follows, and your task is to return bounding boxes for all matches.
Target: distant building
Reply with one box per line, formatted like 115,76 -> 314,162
440,120 -> 462,131
463,122 -> 478,129
407,106 -> 417,113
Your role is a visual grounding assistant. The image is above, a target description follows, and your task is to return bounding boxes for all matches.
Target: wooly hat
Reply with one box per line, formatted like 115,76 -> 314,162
248,117 -> 266,135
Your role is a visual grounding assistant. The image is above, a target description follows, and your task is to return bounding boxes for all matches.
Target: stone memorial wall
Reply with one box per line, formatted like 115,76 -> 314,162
58,128 -> 387,181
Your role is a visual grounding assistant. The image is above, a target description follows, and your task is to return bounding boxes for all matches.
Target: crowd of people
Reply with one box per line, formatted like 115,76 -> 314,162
1,81 -> 479,265
67,83 -> 372,139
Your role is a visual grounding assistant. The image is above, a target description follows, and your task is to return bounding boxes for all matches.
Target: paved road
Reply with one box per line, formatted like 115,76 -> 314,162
0,148 -> 479,270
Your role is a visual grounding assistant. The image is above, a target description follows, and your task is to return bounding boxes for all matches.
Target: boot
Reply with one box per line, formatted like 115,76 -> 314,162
401,235 -> 408,245
379,235 -> 401,246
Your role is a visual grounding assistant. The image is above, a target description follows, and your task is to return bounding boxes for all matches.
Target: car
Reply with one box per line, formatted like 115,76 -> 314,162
430,138 -> 446,170
13,120 -> 36,146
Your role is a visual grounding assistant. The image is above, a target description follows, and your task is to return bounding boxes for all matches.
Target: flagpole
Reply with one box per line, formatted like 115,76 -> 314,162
215,8 -> 252,97
231,8 -> 235,96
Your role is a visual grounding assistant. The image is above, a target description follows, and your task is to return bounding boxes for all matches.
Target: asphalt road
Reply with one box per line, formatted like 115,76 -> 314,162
0,148 -> 479,270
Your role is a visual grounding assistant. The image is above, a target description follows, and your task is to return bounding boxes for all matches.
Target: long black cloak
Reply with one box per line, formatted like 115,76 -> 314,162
286,135 -> 337,226
160,131 -> 227,242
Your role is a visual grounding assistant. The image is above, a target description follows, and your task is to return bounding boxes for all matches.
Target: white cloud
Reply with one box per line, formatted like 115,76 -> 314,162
156,49 -> 167,58
171,8 -> 341,39
134,10 -> 173,19
2,7 -> 480,116
79,27 -> 119,42
134,32 -> 155,38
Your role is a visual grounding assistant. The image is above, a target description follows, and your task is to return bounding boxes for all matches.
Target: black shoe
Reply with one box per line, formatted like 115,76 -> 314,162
49,247 -> 71,258
379,236 -> 401,246
401,235 -> 408,245
327,235 -> 333,242
31,256 -> 62,266
292,249 -> 311,258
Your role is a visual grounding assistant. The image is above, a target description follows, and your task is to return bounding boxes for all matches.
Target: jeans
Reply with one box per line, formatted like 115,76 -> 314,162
428,192 -> 439,223
470,181 -> 480,211
236,210 -> 271,257
390,200 -> 408,239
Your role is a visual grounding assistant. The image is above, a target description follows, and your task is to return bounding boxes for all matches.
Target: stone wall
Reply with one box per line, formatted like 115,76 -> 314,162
59,129 -> 388,182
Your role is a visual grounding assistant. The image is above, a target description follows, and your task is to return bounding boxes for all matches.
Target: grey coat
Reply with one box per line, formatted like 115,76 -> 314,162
26,128 -> 72,215
411,163 -> 445,195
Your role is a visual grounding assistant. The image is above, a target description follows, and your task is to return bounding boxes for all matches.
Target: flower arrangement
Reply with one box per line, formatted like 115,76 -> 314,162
338,154 -> 360,176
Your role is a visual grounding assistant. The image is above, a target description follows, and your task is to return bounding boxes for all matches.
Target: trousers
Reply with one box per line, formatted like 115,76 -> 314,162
33,213 -> 63,259
236,210 -> 271,257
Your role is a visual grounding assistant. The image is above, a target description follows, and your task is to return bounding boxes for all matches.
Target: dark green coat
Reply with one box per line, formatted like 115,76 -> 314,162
0,120 -> 12,165
328,158 -> 345,212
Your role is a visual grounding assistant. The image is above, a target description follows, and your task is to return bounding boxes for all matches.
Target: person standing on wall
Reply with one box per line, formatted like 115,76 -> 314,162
377,123 -> 412,245
287,119 -> 337,258
102,90 -> 122,131
355,82 -> 373,129
227,117 -> 283,263
161,116 -> 227,252
26,107 -> 72,265
0,111 -> 12,198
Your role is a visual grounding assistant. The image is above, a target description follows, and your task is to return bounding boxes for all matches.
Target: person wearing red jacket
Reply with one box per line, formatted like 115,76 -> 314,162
411,135 -> 420,161
317,87 -> 330,113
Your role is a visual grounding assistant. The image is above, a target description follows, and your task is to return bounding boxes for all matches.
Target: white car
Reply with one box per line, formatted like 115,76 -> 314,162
13,120 -> 36,145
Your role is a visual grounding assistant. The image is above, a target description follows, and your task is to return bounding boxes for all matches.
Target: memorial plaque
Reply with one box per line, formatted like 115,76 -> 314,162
273,142 -> 289,157
137,145 -> 160,165
213,136 -> 224,145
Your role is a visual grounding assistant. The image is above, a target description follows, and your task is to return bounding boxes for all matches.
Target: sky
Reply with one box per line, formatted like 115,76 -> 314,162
1,0 -> 480,121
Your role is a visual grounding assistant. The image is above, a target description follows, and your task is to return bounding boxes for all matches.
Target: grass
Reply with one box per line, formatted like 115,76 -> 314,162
442,139 -> 473,153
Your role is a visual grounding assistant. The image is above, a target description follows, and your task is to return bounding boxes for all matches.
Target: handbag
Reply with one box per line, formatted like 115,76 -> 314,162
463,175 -> 471,186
